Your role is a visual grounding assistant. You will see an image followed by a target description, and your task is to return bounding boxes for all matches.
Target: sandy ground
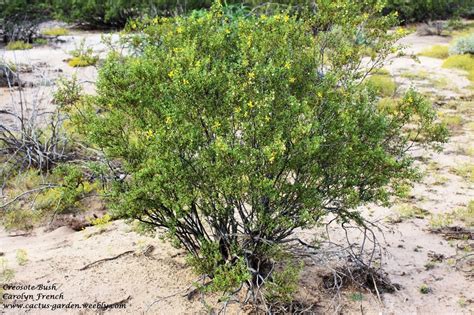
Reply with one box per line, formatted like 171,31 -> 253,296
1,27 -> 473,314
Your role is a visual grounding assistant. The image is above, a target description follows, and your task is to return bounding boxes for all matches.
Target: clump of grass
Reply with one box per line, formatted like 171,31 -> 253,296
429,213 -> 454,228
388,204 -> 430,223
68,57 -> 98,67
41,27 -> 69,36
419,283 -> 431,294
377,97 -> 398,113
453,201 -> 474,227
400,70 -> 430,80
439,113 -> 463,128
34,38 -> 48,45
419,45 -> 449,59
451,163 -> 474,182
442,55 -> 474,82
6,41 -> 32,50
367,74 -> 396,97
15,249 -> 28,266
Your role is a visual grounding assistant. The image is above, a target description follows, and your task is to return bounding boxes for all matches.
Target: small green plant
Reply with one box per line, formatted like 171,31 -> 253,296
451,163 -> 474,182
366,74 -> 396,96
68,39 -> 98,67
419,45 -> 449,59
34,38 -> 48,45
15,249 -> 28,266
424,261 -> 436,270
264,260 -> 303,303
41,27 -> 69,36
0,258 -> 15,283
419,283 -> 431,294
440,113 -> 463,128
6,41 -> 32,50
453,201 -> 474,227
396,204 -> 430,220
350,292 -> 363,302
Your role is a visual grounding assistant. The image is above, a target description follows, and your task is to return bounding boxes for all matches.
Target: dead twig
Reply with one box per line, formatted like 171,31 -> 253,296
78,250 -> 134,271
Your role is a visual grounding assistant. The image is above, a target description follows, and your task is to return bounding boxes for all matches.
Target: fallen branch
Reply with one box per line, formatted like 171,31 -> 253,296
78,250 -> 134,271
0,184 -> 57,209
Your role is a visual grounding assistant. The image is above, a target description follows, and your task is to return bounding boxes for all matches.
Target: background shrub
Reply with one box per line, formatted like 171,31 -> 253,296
449,33 -> 474,56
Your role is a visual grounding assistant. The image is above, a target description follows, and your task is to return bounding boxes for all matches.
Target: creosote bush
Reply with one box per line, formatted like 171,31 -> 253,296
74,1 -> 447,306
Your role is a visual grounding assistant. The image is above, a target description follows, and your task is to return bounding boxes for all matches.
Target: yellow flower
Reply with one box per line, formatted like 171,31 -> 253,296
225,28 -> 231,34
260,14 -> 267,20
182,79 -> 189,85
289,77 -> 296,83
234,107 -> 241,113
165,116 -> 172,125
317,92 -> 323,98
152,18 -> 158,24
168,70 -> 175,78
146,129 -> 154,139
247,101 -> 254,108
407,96 -> 413,104
177,26 -> 183,34
284,62 -> 291,69
265,115 -> 270,122
212,121 -> 221,130
269,152 -> 276,163
283,15 -> 289,22
248,72 -> 255,79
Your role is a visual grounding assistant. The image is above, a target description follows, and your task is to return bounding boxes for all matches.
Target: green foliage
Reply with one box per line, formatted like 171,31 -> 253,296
75,1 -> 446,298
449,33 -> 474,56
5,41 -> 33,50
419,45 -> 449,59
68,39 -> 98,67
383,0 -> 474,24
265,260 -> 303,302
419,283 -> 431,294
366,74 -> 396,97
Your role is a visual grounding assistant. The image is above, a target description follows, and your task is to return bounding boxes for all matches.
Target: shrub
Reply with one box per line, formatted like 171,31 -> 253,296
5,41 -> 33,50
449,33 -> 474,56
419,45 -> 449,59
75,1 -> 446,303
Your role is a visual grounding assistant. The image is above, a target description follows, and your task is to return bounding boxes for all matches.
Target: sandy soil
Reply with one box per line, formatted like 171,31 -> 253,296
1,28 -> 473,314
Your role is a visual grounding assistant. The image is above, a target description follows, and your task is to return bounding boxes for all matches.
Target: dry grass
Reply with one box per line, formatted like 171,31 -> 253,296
419,45 -> 449,59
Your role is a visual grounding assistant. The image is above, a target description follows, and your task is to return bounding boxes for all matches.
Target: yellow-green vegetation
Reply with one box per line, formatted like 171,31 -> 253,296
442,55 -> 474,82
432,175 -> 449,186
5,41 -> 32,50
367,74 -> 396,96
418,45 -> 449,59
41,27 -> 69,36
377,97 -> 398,113
89,213 -> 111,226
454,201 -> 474,227
401,70 -> 429,80
15,249 -> 28,266
451,163 -> 474,182
389,203 -> 430,223
438,112 -> 463,129
0,258 -> 14,283
429,213 -> 454,228
68,56 -> 98,67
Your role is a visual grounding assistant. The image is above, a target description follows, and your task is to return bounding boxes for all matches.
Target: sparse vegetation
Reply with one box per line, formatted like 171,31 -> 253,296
419,45 -> 449,59
451,163 -> 474,182
442,55 -> 474,82
449,33 -> 474,56
419,283 -> 431,294
41,27 -> 69,36
367,74 -> 397,96
67,39 -> 98,67
5,41 -> 33,50
15,249 -> 28,266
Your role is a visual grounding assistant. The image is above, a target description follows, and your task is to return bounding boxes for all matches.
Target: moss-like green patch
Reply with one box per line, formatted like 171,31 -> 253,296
6,41 -> 32,50
41,27 -> 69,36
419,45 -> 449,59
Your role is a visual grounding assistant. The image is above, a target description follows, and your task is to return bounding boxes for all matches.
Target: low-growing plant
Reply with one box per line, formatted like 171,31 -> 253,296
429,213 -> 454,228
68,39 -> 98,67
34,38 -> 48,45
395,204 -> 430,220
5,41 -> 33,50
366,74 -> 397,96
15,249 -> 28,266
442,55 -> 474,82
419,283 -> 431,294
41,27 -> 69,36
451,163 -> 474,182
449,33 -> 474,56
419,45 -> 449,59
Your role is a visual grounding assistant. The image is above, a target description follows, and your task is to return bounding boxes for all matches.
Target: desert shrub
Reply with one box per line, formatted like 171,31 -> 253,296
449,33 -> 474,56
419,45 -> 449,59
5,41 -> 33,50
75,1 -> 446,303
